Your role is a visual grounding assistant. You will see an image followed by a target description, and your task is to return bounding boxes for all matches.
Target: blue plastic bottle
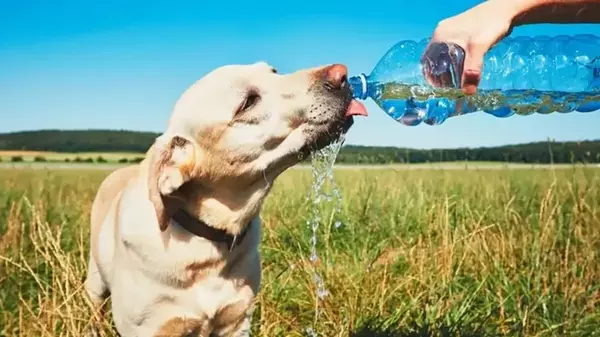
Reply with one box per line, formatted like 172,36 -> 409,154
348,34 -> 600,126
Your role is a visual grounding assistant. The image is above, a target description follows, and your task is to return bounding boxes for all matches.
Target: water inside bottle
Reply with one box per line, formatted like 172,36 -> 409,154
304,133 -> 346,336
375,82 -> 600,126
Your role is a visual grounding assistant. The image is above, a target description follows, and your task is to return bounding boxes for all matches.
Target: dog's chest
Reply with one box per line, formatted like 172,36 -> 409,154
187,275 -> 236,314
118,213 -> 258,333
169,249 -> 253,320
168,273 -> 251,334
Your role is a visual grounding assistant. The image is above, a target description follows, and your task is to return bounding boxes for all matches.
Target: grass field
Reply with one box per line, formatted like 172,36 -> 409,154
0,165 -> 599,336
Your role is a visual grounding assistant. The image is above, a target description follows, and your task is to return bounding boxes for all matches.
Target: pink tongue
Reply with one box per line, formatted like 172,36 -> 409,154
345,99 -> 368,117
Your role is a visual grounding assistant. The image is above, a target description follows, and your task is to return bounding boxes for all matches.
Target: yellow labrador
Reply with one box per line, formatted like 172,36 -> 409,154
84,62 -> 367,337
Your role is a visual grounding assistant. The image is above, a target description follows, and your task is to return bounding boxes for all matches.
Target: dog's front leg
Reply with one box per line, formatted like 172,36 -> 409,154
84,259 -> 110,337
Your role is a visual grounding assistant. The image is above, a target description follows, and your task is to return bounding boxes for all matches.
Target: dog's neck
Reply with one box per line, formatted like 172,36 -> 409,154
174,178 -> 272,236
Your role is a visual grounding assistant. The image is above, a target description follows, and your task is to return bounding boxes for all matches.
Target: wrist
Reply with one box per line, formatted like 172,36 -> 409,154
479,0 -> 528,28
503,0 -> 598,26
509,0 -> 549,26
484,0 -> 557,27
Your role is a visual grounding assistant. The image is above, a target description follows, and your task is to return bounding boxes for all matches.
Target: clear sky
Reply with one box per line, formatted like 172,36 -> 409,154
1,0 -> 599,149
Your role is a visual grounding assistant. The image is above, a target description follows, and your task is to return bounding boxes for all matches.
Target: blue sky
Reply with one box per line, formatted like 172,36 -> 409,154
1,0 -> 599,149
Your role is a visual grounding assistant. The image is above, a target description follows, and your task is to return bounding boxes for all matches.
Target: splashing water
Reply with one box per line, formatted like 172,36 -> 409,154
304,133 -> 347,337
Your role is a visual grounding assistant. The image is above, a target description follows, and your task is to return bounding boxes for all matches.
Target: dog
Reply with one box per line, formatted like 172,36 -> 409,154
84,61 -> 368,337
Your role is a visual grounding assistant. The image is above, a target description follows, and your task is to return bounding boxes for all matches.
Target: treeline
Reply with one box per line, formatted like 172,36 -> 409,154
1,129 -> 599,164
337,141 -> 600,164
0,129 -> 158,153
2,155 -> 144,164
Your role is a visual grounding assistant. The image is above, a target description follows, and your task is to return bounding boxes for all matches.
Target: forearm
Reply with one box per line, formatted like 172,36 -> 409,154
504,0 -> 600,25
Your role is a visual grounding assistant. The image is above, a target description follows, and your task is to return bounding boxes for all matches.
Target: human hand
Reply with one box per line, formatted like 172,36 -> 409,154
422,0 -> 518,95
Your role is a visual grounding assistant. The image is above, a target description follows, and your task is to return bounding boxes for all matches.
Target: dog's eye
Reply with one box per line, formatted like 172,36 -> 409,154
271,68 -> 278,74
238,91 -> 260,114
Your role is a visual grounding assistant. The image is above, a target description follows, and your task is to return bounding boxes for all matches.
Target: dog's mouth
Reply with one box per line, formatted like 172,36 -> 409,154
296,64 -> 369,155
301,97 -> 368,156
317,99 -> 367,145
345,99 -> 368,119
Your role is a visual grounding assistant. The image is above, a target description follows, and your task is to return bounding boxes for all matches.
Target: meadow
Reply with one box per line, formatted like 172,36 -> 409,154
0,165 -> 599,337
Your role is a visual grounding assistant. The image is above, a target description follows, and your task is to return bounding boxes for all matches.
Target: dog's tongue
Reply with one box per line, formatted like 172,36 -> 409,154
345,99 -> 368,117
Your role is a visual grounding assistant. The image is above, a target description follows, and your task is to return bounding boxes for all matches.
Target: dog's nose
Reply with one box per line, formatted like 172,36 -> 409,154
323,64 -> 348,90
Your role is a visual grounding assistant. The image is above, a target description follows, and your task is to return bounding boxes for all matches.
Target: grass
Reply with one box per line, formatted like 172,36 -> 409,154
0,165 -> 599,337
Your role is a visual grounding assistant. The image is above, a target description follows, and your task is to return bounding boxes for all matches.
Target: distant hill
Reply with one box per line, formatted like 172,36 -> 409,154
0,129 -> 599,164
0,129 -> 159,153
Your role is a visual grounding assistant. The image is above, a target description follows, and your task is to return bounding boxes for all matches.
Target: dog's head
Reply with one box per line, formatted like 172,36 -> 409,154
147,61 -> 367,232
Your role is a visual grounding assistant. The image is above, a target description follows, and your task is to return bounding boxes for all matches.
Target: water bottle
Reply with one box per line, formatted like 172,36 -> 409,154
348,34 -> 600,126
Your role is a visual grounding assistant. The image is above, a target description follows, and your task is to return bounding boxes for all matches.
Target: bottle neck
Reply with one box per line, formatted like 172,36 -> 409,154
348,74 -> 368,100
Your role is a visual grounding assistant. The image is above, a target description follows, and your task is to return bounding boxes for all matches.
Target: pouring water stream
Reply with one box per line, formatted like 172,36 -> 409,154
304,133 -> 347,337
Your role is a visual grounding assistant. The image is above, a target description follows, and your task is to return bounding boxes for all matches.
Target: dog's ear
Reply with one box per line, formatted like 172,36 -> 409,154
148,133 -> 197,231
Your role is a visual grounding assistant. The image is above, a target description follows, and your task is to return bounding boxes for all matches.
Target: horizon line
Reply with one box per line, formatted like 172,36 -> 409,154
1,127 -> 599,151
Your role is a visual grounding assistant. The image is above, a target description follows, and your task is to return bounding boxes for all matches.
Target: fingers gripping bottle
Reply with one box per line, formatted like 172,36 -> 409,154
348,34 -> 600,126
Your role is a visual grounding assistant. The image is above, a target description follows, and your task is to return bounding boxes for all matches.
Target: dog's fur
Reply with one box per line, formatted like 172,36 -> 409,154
84,61 -> 356,337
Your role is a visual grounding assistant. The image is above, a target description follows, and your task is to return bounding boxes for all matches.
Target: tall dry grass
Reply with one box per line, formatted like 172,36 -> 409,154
1,166 -> 599,337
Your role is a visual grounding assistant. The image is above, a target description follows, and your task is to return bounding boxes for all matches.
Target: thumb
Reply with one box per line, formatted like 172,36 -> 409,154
461,43 -> 488,95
